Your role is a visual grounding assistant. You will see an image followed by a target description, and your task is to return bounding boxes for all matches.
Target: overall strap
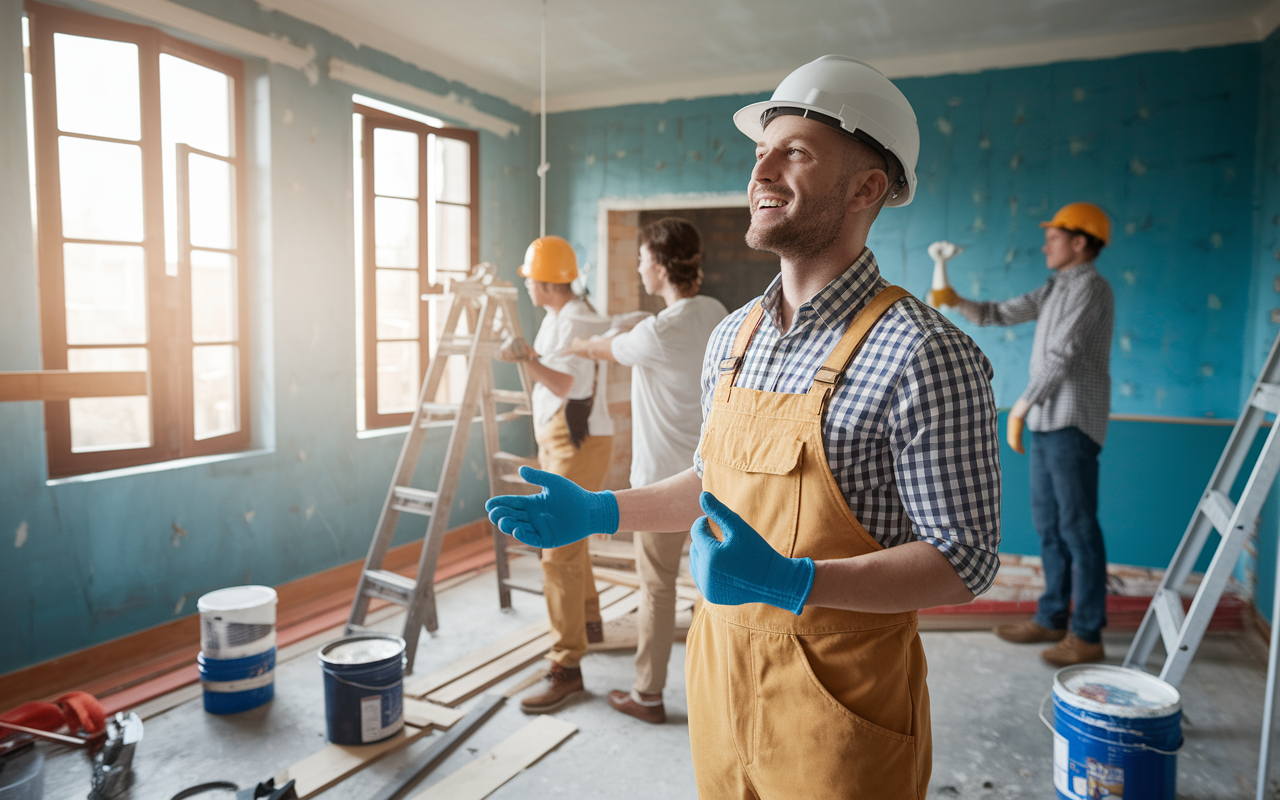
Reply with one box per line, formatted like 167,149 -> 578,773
714,301 -> 766,402
809,286 -> 910,406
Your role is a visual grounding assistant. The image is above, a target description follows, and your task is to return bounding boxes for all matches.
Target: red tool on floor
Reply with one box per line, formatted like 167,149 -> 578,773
0,690 -> 108,749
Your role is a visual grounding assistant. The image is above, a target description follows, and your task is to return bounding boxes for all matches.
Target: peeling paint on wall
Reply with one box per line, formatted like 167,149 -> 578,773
14,521 -> 27,549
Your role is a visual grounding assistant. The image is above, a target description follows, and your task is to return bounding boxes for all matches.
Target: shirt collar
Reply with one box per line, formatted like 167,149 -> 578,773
759,247 -> 883,332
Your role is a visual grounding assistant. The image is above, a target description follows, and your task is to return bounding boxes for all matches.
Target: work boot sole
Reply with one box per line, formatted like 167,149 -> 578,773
607,690 -> 666,724
520,684 -> 585,714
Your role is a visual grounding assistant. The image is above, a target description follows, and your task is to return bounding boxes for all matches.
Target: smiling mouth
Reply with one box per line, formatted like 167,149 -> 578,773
754,196 -> 789,213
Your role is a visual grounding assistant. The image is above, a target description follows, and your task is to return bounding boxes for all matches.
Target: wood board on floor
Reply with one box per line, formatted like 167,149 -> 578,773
276,723 -> 430,798
409,716 -> 578,800
404,698 -> 465,729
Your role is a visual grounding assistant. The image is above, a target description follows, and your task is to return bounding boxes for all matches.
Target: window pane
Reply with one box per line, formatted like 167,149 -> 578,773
374,197 -> 419,267
68,347 -> 151,453
64,243 -> 147,344
437,204 -> 471,274
193,344 -> 238,440
376,340 -> 418,414
376,269 -> 418,340
59,137 -> 144,241
435,137 -> 470,203
53,33 -> 140,141
159,55 -> 231,157
192,250 -> 236,343
373,128 -> 418,199
188,155 -> 233,250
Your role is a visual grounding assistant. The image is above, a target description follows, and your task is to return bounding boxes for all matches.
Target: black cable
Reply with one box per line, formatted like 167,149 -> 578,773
170,781 -> 239,800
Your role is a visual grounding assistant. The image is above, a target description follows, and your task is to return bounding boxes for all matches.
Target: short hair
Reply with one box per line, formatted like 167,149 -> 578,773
1064,228 -> 1106,260
638,217 -> 703,293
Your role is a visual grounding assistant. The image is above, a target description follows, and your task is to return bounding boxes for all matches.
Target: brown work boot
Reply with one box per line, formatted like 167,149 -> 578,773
994,620 -> 1068,644
608,689 -> 666,724
520,663 -> 584,714
1041,634 -> 1105,667
585,620 -> 604,644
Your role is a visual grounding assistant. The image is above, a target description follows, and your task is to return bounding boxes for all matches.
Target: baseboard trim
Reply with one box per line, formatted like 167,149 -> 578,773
0,519 -> 496,712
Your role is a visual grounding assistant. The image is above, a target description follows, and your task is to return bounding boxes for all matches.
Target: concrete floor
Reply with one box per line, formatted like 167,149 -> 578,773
36,559 -> 1280,799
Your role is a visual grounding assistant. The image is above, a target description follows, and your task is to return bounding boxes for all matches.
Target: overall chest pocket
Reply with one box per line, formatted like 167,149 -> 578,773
701,424 -> 804,557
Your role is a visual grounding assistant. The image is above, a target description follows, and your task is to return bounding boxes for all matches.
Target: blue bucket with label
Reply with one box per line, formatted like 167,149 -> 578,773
1041,664 -> 1182,799
319,634 -> 406,745
198,648 -> 276,714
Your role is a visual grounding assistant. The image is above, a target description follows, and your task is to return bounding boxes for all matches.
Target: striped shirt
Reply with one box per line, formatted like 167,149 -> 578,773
955,263 -> 1113,446
694,249 -> 1002,595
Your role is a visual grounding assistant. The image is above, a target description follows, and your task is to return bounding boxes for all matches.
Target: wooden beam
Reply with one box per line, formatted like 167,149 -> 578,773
276,723 -> 432,799
0,371 -> 147,402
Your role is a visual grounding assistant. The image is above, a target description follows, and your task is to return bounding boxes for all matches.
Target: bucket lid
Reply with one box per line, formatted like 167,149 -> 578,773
197,585 -> 278,613
1053,664 -> 1181,718
319,634 -> 406,666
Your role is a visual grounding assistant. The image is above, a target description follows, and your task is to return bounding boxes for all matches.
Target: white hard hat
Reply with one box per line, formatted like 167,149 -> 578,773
734,55 -> 920,207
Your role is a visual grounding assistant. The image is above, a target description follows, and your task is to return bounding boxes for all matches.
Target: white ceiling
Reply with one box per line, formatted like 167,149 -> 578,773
260,0 -> 1280,112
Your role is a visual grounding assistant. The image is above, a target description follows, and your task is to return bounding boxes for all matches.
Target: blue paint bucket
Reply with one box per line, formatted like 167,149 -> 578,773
198,648 -> 276,714
319,634 -> 406,745
1043,664 -> 1182,799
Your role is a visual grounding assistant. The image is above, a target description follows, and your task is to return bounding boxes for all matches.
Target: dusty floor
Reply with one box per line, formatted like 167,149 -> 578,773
35,558 -> 1280,799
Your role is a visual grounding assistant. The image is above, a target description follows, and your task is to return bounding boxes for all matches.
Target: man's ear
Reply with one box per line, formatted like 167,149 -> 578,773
848,168 -> 890,215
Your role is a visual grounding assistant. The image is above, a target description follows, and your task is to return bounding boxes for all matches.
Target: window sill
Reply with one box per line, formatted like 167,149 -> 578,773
357,425 -> 410,440
46,448 -> 275,486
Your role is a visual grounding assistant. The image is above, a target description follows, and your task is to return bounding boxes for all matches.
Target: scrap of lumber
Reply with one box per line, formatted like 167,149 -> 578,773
409,716 -> 578,800
275,723 -> 431,799
368,695 -> 506,800
426,590 -> 641,707
404,698 -> 465,729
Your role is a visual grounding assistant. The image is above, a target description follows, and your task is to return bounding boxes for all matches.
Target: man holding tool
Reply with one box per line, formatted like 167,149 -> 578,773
495,235 -> 613,714
935,202 -> 1114,667
489,55 -> 1000,798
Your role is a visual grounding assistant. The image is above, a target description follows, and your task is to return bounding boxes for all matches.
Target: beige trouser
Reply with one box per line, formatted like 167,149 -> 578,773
535,412 -> 613,669
633,530 -> 687,694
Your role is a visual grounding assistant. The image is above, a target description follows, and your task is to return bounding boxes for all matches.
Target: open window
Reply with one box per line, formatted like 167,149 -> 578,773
25,1 -> 249,477
353,103 -> 479,430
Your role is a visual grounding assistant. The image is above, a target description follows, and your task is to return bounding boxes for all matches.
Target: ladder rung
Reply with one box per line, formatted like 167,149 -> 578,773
490,390 -> 530,407
489,286 -> 518,300
437,333 -> 475,356
500,578 -> 543,595
420,403 -> 461,423
493,451 -> 539,471
362,569 -> 417,606
1200,489 -> 1236,534
494,410 -> 530,422
391,486 -> 438,516
1254,382 -> 1280,414
1153,588 -> 1186,653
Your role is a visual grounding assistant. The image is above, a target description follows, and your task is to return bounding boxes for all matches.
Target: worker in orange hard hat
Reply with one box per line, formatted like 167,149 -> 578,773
937,202 -> 1114,667
496,235 -> 614,713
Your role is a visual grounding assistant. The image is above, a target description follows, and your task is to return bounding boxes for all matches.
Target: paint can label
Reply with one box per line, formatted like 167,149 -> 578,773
360,692 -> 403,743
1086,758 -> 1123,798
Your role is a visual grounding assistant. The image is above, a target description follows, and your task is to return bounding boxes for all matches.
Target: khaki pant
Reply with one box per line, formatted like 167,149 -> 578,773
536,412 -> 613,668
633,530 -> 687,694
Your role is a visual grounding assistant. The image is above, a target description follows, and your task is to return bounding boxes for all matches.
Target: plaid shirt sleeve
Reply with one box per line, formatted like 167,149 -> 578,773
1019,277 -> 1112,407
888,326 -> 1002,595
955,283 -> 1049,328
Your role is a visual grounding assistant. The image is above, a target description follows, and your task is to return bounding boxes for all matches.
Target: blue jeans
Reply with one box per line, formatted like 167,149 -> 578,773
1029,426 -> 1107,643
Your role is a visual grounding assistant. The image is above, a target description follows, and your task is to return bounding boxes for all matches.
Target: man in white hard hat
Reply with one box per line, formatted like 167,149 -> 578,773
488,56 -> 1001,798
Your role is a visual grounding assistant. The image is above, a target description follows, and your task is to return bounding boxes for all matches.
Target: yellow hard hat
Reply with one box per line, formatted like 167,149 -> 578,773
518,236 -> 578,284
1040,202 -> 1110,246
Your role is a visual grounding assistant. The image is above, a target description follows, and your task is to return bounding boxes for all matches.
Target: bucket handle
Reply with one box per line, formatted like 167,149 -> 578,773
1038,693 -> 1183,756
322,671 -> 403,693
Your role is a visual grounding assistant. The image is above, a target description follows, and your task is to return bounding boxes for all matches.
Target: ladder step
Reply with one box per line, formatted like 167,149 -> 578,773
1153,588 -> 1187,653
391,486 -> 438,516
500,578 -> 543,595
1252,382 -> 1280,414
420,403 -> 462,423
493,451 -> 539,471
437,333 -> 475,357
362,569 -> 418,606
490,390 -> 530,407
1200,489 -> 1236,535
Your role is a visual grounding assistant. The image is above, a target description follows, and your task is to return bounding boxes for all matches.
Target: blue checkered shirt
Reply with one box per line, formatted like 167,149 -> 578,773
694,249 -> 1002,595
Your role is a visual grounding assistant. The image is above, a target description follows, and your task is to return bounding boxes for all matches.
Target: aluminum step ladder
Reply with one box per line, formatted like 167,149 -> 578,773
1119,330 -> 1280,799
347,263 -> 541,672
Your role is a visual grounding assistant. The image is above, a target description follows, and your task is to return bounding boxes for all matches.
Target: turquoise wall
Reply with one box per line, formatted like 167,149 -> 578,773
546,46 -> 1270,598
0,0 -> 536,674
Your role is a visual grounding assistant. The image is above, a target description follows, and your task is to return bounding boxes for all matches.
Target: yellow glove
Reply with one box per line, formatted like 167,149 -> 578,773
927,286 -> 959,308
1007,415 -> 1025,455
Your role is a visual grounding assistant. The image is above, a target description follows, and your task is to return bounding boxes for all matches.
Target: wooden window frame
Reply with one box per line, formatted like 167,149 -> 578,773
357,104 -> 479,430
27,1 -> 249,477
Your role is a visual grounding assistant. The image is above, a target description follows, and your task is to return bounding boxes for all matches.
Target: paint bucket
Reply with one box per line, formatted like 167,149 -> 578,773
197,585 -> 277,659
197,648 -> 276,714
1041,664 -> 1182,800
318,634 -> 406,745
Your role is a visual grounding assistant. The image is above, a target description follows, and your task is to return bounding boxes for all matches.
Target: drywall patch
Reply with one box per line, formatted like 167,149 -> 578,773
171,523 -> 187,547
1069,137 -> 1089,156
1123,270 -> 1138,285
1207,294 -> 1222,310
1210,232 -> 1224,249
1004,330 -> 1016,342
244,510 -> 256,523
1120,382 -> 1135,397
1010,152 -> 1023,170
1073,87 -> 1087,102
1200,363 -> 1215,377
585,153 -> 596,165
1130,158 -> 1148,176
979,134 -> 991,150
1125,222 -> 1137,235
948,97 -> 963,107
174,595 -> 186,615
1120,333 -> 1133,353
936,118 -> 953,136
298,450 -> 308,462
615,150 -> 627,159
1005,248 -> 1016,265
14,521 -> 28,549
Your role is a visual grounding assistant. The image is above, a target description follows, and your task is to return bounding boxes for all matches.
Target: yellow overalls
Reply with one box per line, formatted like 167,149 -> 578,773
687,286 -> 932,799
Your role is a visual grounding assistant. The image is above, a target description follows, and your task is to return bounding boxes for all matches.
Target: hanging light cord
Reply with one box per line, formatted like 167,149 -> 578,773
537,0 -> 548,238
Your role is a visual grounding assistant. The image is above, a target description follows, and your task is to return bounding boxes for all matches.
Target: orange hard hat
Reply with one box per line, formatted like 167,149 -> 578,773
518,236 -> 578,284
1040,202 -> 1110,246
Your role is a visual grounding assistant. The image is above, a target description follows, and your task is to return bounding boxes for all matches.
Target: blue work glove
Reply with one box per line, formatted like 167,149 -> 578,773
484,466 -> 619,548
690,491 -> 815,615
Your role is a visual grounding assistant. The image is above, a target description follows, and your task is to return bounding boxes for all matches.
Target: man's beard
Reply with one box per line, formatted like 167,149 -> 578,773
745,183 -> 847,261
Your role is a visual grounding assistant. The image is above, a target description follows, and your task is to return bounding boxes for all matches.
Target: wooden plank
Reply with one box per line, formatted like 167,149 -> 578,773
592,565 -> 698,591
409,716 -> 578,800
0,370 -> 146,402
404,698 -> 465,729
276,723 -> 431,799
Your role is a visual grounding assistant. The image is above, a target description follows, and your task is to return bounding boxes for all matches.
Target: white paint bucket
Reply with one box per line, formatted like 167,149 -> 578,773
197,585 -> 277,660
